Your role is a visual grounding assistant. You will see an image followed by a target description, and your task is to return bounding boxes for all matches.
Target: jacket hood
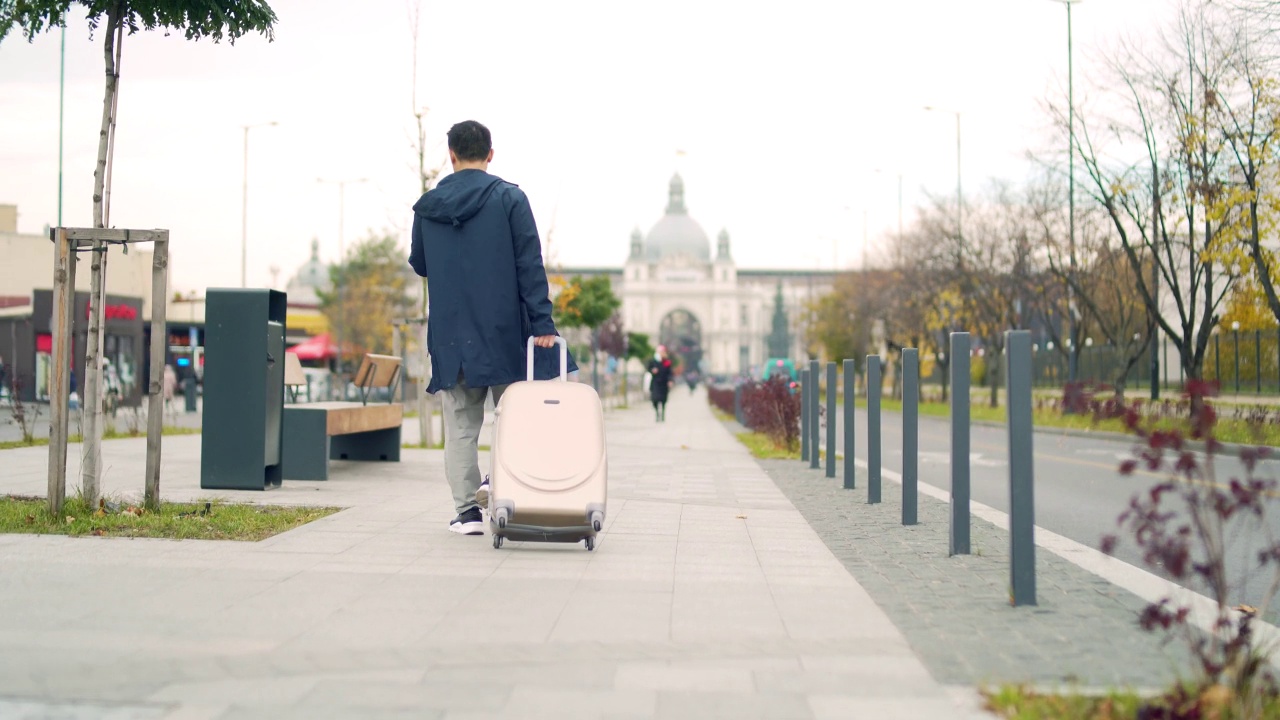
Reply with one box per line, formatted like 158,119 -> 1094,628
413,169 -> 505,227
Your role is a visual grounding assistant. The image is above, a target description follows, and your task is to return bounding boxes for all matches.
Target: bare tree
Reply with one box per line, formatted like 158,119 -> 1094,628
906,184 -> 1042,407
1027,174 -> 1155,396
1072,2 -> 1241,383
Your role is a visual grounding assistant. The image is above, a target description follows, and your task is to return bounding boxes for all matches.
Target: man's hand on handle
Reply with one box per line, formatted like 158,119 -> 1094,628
533,335 -> 558,349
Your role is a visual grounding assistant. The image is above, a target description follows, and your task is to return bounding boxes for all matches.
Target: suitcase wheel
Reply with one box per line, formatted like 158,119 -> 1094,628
584,537 -> 595,552
492,535 -> 504,550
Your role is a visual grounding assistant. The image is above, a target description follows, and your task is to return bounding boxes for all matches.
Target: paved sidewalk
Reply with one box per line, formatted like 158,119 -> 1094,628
0,391 -> 987,719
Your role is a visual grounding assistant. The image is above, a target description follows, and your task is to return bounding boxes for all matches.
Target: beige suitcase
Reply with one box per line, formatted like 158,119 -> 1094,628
488,337 -> 607,551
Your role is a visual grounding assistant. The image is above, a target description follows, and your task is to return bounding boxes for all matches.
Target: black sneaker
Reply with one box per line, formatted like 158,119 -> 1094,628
448,507 -> 485,536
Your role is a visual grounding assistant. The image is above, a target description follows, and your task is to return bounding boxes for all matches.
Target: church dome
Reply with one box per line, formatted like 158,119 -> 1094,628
645,174 -> 710,262
286,238 -> 330,306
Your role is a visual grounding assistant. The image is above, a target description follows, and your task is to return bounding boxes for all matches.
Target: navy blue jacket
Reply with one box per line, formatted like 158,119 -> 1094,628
409,169 -> 577,392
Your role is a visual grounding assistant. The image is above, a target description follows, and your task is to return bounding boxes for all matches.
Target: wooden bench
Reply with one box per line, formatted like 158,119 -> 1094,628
281,353 -> 404,481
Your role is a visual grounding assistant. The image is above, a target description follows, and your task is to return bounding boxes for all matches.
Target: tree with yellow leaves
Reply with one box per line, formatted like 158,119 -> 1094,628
1071,3 -> 1241,382
318,231 -> 418,372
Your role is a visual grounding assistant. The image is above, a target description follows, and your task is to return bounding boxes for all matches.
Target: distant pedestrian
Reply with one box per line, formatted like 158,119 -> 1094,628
162,364 -> 177,415
686,370 -> 699,394
0,354 -> 7,400
647,346 -> 673,422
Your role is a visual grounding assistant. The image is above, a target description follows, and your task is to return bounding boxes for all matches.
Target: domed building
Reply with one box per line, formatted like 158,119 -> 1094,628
283,238 -> 332,340
560,174 -> 835,376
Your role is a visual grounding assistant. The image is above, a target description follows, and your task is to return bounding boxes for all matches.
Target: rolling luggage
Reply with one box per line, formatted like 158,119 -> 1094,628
487,337 -> 607,551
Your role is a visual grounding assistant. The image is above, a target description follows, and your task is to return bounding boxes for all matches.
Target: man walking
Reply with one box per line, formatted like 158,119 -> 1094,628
409,120 -> 576,535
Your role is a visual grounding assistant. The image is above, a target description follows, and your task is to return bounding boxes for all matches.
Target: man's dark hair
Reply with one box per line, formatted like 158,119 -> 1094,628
447,120 -> 492,161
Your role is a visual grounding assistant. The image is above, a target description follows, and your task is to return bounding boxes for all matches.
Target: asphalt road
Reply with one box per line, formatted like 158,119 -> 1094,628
818,403 -> 1280,620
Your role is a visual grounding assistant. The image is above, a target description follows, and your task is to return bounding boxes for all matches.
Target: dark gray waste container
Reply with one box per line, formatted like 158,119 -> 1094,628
200,288 -> 287,491
183,377 -> 198,413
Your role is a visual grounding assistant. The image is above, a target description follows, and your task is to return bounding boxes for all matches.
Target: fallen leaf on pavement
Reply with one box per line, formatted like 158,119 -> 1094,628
735,514 -> 747,520
91,529 -> 105,537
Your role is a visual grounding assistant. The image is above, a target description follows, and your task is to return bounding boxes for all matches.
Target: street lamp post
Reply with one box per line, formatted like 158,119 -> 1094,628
1051,0 -> 1082,383
317,177 -> 368,379
241,121 -> 278,288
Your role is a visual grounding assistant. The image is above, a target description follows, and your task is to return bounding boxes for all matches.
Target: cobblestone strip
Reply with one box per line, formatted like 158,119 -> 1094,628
749,450 -> 1196,690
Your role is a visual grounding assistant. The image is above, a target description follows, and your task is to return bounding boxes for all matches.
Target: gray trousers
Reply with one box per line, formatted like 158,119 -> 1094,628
440,373 -> 509,514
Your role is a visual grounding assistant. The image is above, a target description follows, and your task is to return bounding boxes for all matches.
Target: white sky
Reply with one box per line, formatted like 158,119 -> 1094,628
0,0 -> 1169,294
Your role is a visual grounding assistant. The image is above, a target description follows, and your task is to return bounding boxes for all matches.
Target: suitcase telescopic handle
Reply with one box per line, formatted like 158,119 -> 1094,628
526,336 -> 569,382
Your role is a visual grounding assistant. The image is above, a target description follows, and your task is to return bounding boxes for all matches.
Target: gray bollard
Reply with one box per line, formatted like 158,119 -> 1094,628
949,332 -> 971,556
867,355 -> 882,504
843,359 -> 856,489
902,348 -> 919,526
734,384 -> 744,426
825,362 -> 837,478
809,359 -> 821,470
1006,330 -> 1037,605
800,369 -> 810,463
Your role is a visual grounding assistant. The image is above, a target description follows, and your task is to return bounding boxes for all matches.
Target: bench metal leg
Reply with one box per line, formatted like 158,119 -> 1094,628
282,408 -> 330,481
331,426 -> 401,463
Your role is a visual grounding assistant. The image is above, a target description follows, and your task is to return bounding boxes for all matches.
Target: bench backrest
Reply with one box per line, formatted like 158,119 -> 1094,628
352,354 -> 403,405
284,352 -> 306,387
353,354 -> 402,388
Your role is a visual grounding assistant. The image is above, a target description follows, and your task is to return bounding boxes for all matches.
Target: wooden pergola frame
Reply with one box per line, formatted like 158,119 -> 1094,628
46,227 -> 169,513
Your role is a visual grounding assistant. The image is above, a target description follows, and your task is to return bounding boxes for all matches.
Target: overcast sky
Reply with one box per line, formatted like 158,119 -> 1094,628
0,0 -> 1168,293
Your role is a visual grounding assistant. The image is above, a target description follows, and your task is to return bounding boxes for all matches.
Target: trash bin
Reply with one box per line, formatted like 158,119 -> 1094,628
200,288 -> 287,491
183,377 -> 198,413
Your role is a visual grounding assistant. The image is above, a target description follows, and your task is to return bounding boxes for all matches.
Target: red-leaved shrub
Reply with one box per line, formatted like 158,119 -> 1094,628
741,377 -> 800,451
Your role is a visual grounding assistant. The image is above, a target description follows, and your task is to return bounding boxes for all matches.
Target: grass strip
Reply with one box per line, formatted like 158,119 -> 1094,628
830,397 -> 1280,447
0,495 -> 340,541
736,431 -> 800,460
0,426 -> 203,451
982,684 -> 1280,719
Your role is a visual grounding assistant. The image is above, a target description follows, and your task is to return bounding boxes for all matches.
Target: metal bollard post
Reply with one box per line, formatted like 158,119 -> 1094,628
800,369 -> 810,463
734,384 -> 744,426
949,332 -> 971,556
902,348 -> 919,525
843,359 -> 856,489
1006,331 -> 1037,605
825,362 -> 837,478
867,355 -> 881,504
810,359 -> 821,470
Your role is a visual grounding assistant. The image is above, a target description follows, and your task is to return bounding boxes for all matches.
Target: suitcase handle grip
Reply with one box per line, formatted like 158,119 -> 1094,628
526,336 -> 569,382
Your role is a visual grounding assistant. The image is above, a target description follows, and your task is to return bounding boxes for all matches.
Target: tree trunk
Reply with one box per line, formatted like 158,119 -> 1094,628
81,2 -> 123,508
1248,199 -> 1280,327
987,344 -> 1000,409
93,2 -> 122,228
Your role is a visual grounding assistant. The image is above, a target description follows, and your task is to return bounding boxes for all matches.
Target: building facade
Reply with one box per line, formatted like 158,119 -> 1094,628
0,205 -> 157,404
557,175 -> 835,377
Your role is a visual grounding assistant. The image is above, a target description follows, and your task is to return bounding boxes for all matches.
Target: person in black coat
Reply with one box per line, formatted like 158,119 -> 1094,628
647,346 -> 674,422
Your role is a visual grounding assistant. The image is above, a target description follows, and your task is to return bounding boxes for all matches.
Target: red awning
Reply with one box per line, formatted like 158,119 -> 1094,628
289,333 -> 336,361
36,333 -> 52,354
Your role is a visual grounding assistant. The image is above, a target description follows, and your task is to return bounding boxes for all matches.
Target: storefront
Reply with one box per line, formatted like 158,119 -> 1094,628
13,290 -> 147,406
